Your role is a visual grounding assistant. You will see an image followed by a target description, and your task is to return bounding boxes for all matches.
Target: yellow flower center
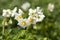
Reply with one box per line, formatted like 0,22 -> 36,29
17,16 -> 21,20
29,18 -> 33,22
21,21 -> 26,26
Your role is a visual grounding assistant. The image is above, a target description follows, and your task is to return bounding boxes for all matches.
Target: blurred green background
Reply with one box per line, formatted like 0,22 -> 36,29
0,0 -> 60,40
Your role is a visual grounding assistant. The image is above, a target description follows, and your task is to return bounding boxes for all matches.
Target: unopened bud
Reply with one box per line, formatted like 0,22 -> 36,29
8,19 -> 12,24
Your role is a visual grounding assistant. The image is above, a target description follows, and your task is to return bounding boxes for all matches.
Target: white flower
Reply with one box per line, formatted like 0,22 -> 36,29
28,7 -> 45,23
11,7 -> 17,17
15,9 -> 24,21
21,2 -> 30,11
29,8 -> 36,16
15,13 -> 22,21
28,16 -> 36,24
36,7 -> 42,12
18,9 -> 24,15
35,7 -> 45,22
29,7 -> 43,16
48,3 -> 54,12
2,9 -> 11,17
36,7 -> 43,15
18,19 -> 30,28
34,14 -> 45,22
2,7 -> 17,17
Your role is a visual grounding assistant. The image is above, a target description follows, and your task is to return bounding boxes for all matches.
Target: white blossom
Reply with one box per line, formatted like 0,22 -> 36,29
36,7 -> 43,15
14,9 -> 24,21
28,16 -> 36,24
11,7 -> 17,17
18,9 -> 24,15
2,7 -> 17,17
34,14 -> 45,22
21,2 -> 30,11
15,13 -> 22,21
2,9 -> 11,17
18,19 -> 30,28
48,3 -> 54,12
28,7 -> 45,23
29,8 -> 36,16
36,7 -> 42,12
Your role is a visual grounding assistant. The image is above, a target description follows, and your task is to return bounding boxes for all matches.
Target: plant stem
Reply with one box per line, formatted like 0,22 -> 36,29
2,25 -> 4,35
2,17 -> 6,35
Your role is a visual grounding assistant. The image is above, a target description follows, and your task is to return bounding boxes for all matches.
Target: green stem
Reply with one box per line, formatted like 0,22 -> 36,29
2,17 -> 6,35
26,26 -> 29,30
2,25 -> 4,35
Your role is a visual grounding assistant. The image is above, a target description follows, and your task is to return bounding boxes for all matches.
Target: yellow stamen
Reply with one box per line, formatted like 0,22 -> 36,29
21,21 -> 26,26
29,18 -> 33,22
17,16 -> 21,20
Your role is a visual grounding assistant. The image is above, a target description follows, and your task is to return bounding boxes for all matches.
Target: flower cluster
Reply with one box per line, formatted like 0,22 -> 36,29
4,4 -> 56,28
17,7 -> 45,28
2,7 -> 45,28
2,3 -> 54,28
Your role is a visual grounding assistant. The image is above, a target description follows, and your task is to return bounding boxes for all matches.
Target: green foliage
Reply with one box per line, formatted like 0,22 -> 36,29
0,0 -> 60,40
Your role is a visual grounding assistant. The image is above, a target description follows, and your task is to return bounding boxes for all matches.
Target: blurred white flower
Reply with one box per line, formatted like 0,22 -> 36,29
18,9 -> 24,15
21,2 -> 30,11
2,7 -> 17,17
48,3 -> 54,12
2,9 -> 11,17
29,8 -> 36,16
34,14 -> 45,22
15,13 -> 22,21
28,16 -> 36,24
28,7 -> 45,23
29,7 -> 43,16
36,7 -> 43,15
18,19 -> 30,28
35,7 -> 45,22
11,7 -> 17,17
15,9 -> 24,21
36,7 -> 43,12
